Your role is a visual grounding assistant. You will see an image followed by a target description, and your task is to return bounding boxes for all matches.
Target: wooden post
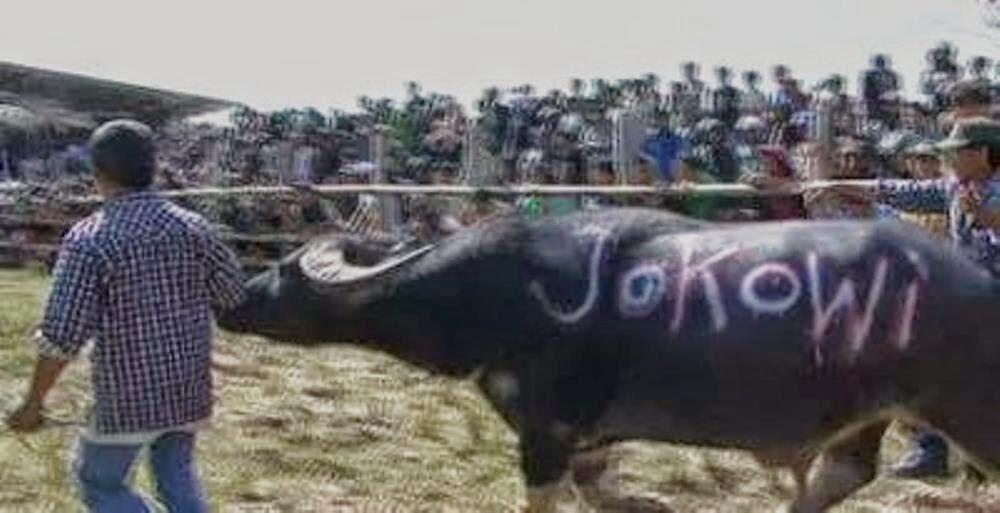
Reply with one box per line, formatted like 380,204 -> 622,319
611,110 -> 624,185
372,127 -> 403,237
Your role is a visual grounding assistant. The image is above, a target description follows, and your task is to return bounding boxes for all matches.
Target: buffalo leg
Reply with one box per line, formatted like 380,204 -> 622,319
569,445 -> 617,509
920,392 -> 1000,478
786,421 -> 887,513
752,448 -> 815,494
570,446 -> 677,513
521,429 -> 595,513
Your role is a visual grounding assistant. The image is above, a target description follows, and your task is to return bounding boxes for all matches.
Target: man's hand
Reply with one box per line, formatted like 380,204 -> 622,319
7,355 -> 71,434
5,401 -> 45,433
958,186 -> 1000,229
957,186 -> 982,215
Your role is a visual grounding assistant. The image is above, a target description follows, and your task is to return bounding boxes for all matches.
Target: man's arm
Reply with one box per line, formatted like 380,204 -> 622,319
967,227 -> 1000,277
6,240 -> 104,432
874,179 -> 951,212
974,209 -> 1000,229
6,357 -> 71,432
204,232 -> 248,314
958,186 -> 1000,230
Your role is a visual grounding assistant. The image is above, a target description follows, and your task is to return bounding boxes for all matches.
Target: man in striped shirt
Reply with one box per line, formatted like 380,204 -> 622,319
5,120 -> 247,512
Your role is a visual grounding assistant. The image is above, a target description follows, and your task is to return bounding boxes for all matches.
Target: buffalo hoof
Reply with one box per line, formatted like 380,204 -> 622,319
525,472 -> 597,513
586,495 -> 675,513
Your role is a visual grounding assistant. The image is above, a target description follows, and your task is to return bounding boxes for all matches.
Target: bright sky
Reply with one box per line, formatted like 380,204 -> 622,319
1,0 -> 995,112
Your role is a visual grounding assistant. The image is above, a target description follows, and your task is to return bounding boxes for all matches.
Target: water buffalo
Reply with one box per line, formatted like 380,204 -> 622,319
219,208 -> 1000,513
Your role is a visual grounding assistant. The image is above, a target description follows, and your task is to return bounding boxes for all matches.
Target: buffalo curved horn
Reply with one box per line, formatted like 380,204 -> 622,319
299,240 -> 434,286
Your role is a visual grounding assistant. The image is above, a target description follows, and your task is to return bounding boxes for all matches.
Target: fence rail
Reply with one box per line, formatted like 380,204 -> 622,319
0,179 -> 889,269
0,240 -> 291,269
0,180 -> 882,204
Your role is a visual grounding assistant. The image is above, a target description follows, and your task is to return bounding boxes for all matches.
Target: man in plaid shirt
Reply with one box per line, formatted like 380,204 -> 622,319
6,120 -> 247,513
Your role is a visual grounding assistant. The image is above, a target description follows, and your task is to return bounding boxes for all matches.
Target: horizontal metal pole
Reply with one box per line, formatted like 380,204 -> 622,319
0,230 -> 311,245
0,241 -> 59,253
0,180 -> 883,203
0,241 -> 280,267
0,215 -> 74,228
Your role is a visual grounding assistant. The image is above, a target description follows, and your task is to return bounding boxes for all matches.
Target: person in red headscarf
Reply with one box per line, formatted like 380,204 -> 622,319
740,145 -> 807,220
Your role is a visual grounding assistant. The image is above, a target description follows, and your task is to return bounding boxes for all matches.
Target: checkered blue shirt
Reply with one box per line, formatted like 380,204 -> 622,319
37,192 -> 246,435
877,176 -> 1000,277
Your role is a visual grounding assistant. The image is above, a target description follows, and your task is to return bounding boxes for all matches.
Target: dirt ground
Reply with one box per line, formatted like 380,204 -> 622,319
1,268 -> 999,512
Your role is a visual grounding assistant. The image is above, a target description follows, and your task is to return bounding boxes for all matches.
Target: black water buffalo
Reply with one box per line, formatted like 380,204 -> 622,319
219,208 -> 1000,513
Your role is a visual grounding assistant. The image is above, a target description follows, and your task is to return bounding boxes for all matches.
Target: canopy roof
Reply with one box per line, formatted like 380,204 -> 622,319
0,61 -> 237,129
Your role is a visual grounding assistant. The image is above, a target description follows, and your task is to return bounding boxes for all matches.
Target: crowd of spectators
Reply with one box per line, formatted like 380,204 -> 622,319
2,42 -> 999,241
466,42 -> 998,225
3,41 -> 1000,480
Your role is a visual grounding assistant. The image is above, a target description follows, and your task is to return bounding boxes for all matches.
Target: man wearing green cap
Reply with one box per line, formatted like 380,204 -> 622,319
827,117 -> 1000,478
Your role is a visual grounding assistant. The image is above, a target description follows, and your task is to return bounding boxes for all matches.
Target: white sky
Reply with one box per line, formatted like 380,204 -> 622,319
1,0 -> 995,111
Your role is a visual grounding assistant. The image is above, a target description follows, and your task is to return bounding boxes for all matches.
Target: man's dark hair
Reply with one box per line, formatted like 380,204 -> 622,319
88,120 -> 157,189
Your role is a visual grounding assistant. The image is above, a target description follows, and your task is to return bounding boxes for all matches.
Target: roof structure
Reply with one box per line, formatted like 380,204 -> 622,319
0,61 -> 238,132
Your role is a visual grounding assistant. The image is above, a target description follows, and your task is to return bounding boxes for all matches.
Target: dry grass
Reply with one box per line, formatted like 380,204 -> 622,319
1,268 -> 1000,512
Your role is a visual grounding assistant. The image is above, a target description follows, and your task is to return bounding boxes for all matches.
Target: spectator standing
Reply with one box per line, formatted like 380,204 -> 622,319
968,56 -> 992,83
740,145 -> 808,220
939,80 -> 994,133
802,139 -> 877,219
740,71 -> 768,117
921,43 -> 962,115
861,54 -> 902,129
813,76 -> 855,178
679,62 -> 706,126
711,66 -> 742,130
640,127 -> 688,183
771,66 -> 810,146
665,81 -> 686,129
895,142 -> 949,239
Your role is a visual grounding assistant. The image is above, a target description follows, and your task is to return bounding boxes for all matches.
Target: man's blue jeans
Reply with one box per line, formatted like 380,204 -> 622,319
70,431 -> 208,513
